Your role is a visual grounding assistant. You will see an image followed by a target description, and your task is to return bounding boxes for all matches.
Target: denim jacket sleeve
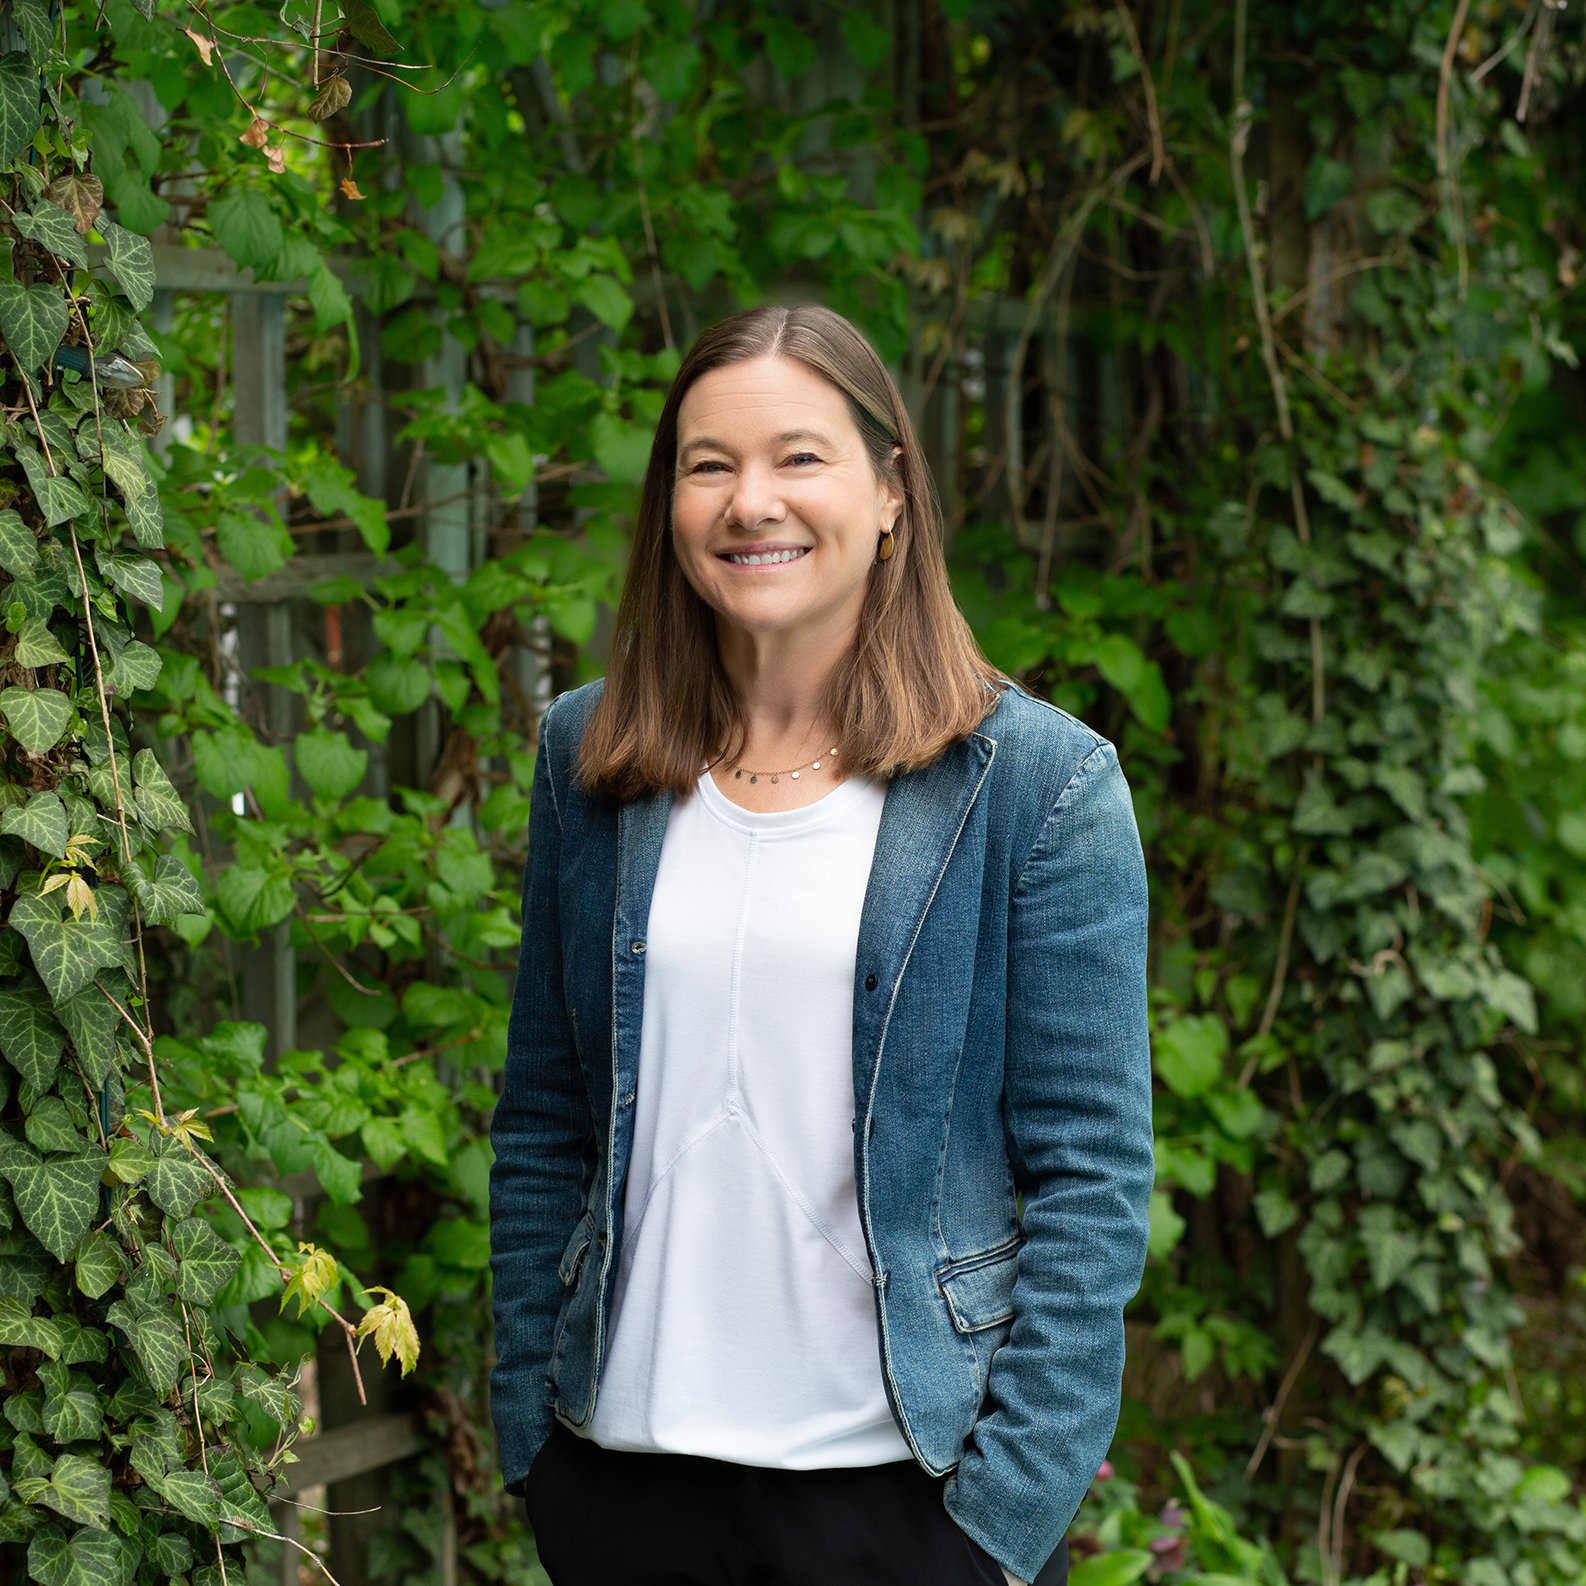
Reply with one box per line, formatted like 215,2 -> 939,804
944,739 -> 1154,1582
488,697 -> 594,1489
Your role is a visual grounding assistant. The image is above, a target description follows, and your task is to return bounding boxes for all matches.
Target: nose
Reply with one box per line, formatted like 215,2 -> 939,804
725,461 -> 787,532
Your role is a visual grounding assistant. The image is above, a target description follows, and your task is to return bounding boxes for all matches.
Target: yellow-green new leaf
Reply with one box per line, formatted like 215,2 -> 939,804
356,1284 -> 419,1376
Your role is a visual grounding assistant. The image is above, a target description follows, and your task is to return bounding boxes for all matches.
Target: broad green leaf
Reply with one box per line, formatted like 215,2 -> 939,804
208,188 -> 282,272
0,685 -> 74,752
1152,1014 -> 1228,1099
1,789 -> 69,857
1067,1550 -> 1155,1586
0,51 -> 43,167
0,982 -> 66,1088
99,218 -> 155,311
15,201 -> 89,267
13,617 -> 71,669
0,507 -> 38,574
132,748 -> 192,834
575,273 -> 633,332
216,864 -> 295,935
2,1144 -> 102,1260
171,1215 -> 241,1305
216,508 -> 294,581
27,1524 -> 124,1586
589,411 -> 652,486
340,0 -> 398,53
74,1229 -> 122,1299
366,653 -> 430,714
145,1139 -> 212,1218
296,726 -> 367,800
0,281 -> 69,374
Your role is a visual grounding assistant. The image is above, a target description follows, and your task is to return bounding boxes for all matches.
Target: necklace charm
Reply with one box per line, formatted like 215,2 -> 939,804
731,745 -> 838,784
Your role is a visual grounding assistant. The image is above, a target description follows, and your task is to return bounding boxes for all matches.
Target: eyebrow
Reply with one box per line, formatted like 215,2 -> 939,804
677,428 -> 837,461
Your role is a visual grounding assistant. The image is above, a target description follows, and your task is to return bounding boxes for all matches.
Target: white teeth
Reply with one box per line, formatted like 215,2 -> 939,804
726,548 -> 807,565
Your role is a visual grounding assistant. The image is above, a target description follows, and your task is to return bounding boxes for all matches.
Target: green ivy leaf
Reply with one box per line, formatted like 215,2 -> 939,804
74,1229 -> 122,1299
171,1215 -> 242,1305
132,748 -> 192,834
0,280 -> 69,374
574,273 -> 633,332
1,1143 -> 102,1260
56,975 -> 126,1090
23,1094 -> 80,1154
1,789 -> 70,858
127,853 -> 204,926
0,982 -> 67,1088
98,217 -> 155,311
0,1293 -> 64,1357
105,1295 -> 184,1397
10,886 -> 133,1003
94,548 -> 165,611
145,1138 -> 212,1218
105,637 -> 162,695
146,1533 -> 194,1575
27,1523 -> 124,1586
104,1134 -> 153,1186
365,653 -> 430,714
9,0 -> 56,66
15,446 -> 91,527
15,201 -> 89,267
125,485 -> 164,549
13,617 -> 72,669
38,1359 -> 103,1444
0,507 -> 39,575
151,1466 -> 222,1527
0,685 -> 74,752
0,51 -> 43,167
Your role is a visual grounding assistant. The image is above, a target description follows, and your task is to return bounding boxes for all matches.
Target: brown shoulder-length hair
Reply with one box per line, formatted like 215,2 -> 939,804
578,304 -> 1004,800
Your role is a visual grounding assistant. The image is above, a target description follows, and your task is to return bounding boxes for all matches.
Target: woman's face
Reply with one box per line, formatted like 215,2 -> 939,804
671,355 -> 902,651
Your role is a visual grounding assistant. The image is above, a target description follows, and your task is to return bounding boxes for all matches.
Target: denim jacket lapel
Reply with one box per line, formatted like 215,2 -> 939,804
853,731 -> 997,1100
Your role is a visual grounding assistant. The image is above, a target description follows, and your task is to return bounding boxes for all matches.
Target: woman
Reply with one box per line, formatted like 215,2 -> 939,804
489,305 -> 1153,1586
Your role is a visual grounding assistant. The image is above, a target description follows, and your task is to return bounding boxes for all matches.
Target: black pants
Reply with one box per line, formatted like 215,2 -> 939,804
523,1422 -> 1069,1586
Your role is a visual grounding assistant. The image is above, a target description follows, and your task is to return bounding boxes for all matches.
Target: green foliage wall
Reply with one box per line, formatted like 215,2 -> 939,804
0,2 -> 1582,1585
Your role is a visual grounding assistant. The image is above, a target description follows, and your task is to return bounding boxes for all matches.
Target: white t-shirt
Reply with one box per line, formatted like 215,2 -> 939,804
586,766 -> 912,1467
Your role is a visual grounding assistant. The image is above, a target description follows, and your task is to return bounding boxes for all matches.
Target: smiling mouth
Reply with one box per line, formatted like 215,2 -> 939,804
721,547 -> 810,566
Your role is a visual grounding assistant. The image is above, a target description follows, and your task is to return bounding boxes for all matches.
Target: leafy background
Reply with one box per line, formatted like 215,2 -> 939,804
0,1 -> 1583,1585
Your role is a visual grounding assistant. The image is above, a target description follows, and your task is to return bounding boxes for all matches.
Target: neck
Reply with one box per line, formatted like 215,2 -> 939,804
716,617 -> 853,751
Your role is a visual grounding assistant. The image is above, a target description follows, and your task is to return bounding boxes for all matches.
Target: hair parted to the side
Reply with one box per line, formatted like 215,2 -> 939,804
577,303 -> 1005,801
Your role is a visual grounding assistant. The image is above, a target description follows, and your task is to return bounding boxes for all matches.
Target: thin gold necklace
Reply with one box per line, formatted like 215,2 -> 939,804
729,744 -> 839,786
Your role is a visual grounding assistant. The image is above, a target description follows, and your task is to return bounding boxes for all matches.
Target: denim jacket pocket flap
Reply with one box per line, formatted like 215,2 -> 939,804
937,1237 -> 1023,1333
558,1212 -> 595,1288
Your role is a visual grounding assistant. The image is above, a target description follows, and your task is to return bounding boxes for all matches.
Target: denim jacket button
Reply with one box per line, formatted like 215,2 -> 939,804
864,972 -> 878,991
630,939 -> 646,957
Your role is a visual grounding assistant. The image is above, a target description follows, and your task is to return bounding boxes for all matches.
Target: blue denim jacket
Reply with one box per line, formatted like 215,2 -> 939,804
489,678 -> 1153,1583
